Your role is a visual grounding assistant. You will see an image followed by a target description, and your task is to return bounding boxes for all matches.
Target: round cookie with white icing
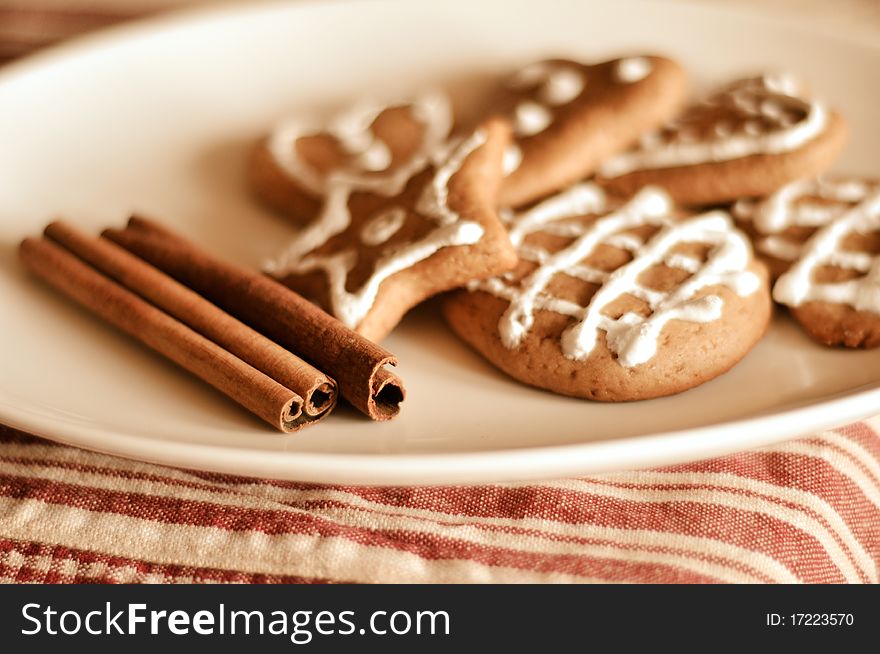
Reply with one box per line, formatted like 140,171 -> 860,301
597,75 -> 847,206
250,90 -> 453,224
769,178 -> 880,348
443,184 -> 771,401
733,176 -> 880,280
494,55 -> 687,208
266,118 -> 518,342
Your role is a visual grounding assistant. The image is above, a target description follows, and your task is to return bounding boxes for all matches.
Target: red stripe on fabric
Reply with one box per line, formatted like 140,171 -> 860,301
0,426 -> 46,446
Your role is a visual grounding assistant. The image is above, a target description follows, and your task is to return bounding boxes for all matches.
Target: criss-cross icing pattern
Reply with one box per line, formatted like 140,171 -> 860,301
599,75 -> 828,178
265,92 -> 491,329
773,187 -> 880,314
470,185 -> 761,367
734,178 -> 879,262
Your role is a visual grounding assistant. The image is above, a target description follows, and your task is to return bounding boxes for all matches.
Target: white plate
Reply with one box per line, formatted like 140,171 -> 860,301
1,0 -> 878,485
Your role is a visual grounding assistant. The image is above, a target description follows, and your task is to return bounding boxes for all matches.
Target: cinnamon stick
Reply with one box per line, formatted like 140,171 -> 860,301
19,236 -> 324,433
103,216 -> 405,420
44,221 -> 336,420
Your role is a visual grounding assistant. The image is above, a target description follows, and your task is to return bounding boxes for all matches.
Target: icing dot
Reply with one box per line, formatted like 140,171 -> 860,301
640,131 -> 663,149
713,121 -> 733,138
502,143 -> 523,176
615,57 -> 652,83
677,127 -> 699,143
760,100 -> 784,120
634,187 -> 673,217
358,141 -> 392,171
514,101 -> 553,136
831,180 -> 870,201
743,120 -> 764,136
360,206 -> 407,246
763,73 -> 800,96
540,68 -> 584,106
732,93 -> 760,114
508,62 -> 549,89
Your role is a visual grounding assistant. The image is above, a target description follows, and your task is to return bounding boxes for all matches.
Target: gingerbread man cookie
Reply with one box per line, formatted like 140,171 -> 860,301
444,184 -> 771,401
597,75 -> 847,206
265,117 -> 517,341
495,55 -> 687,208
767,178 -> 880,348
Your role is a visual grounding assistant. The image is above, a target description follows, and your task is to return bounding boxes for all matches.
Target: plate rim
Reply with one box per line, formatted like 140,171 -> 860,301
2,383 -> 878,485
1,0 -> 878,485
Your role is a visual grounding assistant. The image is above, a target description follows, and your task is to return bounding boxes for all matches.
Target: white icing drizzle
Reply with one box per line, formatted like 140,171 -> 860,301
502,143 -> 523,176
734,177 -> 879,262
416,132 -> 483,225
266,90 -> 452,270
599,75 -> 829,178
773,189 -> 880,314
514,101 -> 553,136
615,57 -> 652,83
270,128 -> 489,329
540,67 -> 585,105
757,236 -> 803,262
471,185 -> 760,367
361,207 -> 407,246
507,61 -> 586,138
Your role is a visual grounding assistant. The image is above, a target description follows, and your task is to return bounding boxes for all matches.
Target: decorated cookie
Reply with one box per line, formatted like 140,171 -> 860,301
494,55 -> 687,208
733,176 -> 880,280
770,178 -> 880,348
597,75 -> 847,206
443,184 -> 771,401
250,90 -> 454,224
265,118 -> 517,342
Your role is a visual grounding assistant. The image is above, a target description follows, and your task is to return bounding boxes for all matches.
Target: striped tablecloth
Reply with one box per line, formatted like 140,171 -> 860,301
1,0 -> 879,584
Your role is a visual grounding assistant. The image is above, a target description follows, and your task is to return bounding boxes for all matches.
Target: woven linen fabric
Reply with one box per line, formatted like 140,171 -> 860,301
1,422 -> 878,584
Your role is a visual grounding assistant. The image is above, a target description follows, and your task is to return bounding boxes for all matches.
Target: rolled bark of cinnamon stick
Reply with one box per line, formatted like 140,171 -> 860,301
103,217 -> 405,420
19,236 -> 322,433
44,221 -> 336,419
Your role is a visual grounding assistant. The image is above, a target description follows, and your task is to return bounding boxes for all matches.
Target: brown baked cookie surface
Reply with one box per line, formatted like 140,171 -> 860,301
770,178 -> 880,348
597,75 -> 847,206
443,184 -> 771,401
494,56 -> 687,208
266,118 -> 517,342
